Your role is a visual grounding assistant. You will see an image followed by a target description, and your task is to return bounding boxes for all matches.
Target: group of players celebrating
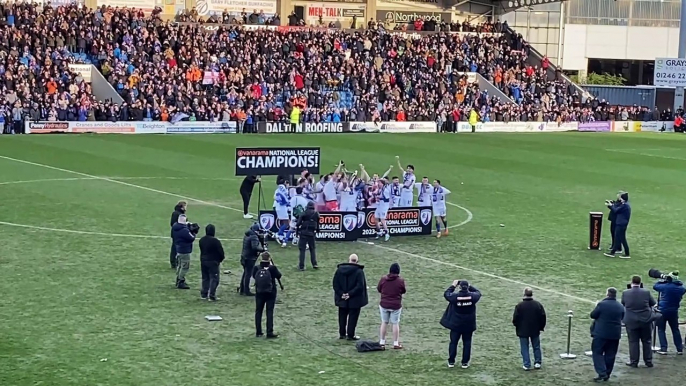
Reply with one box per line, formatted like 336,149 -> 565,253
272,156 -> 452,246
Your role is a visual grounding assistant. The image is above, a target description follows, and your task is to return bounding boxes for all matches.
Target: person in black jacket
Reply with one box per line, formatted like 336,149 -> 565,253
590,287 -> 625,382
332,254 -> 368,340
199,224 -> 225,301
296,201 -> 319,271
512,288 -> 547,370
240,175 -> 260,219
604,192 -> 631,258
605,198 -> 622,255
240,223 -> 265,296
252,252 -> 282,338
172,214 -> 196,289
440,280 -> 481,369
169,200 -> 187,268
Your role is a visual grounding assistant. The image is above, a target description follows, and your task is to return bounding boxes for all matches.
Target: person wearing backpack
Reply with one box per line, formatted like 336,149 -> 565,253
252,252 -> 282,338
296,201 -> 320,271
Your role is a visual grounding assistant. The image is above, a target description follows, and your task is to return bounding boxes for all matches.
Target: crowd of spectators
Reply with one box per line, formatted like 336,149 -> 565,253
0,1 -> 655,131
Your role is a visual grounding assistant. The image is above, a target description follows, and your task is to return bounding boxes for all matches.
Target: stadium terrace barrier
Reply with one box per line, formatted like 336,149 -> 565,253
25,121 -> 238,134
23,121 -> 677,134
173,22 -> 503,39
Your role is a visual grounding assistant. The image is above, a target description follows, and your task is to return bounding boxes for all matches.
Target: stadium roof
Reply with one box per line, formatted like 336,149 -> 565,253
448,0 -> 563,13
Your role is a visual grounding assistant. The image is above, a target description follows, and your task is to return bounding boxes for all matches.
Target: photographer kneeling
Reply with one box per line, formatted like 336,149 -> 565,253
651,269 -> 686,355
240,223 -> 265,296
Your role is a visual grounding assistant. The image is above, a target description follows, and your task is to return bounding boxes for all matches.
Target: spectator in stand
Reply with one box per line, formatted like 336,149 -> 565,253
0,2 -> 630,128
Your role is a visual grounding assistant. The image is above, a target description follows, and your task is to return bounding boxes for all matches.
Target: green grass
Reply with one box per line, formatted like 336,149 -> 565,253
0,133 -> 685,386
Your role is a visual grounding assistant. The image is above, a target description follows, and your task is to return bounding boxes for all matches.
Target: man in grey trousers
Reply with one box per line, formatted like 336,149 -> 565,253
622,275 -> 658,368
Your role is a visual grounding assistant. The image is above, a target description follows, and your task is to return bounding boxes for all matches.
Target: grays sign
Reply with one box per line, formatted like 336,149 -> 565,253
377,10 -> 450,24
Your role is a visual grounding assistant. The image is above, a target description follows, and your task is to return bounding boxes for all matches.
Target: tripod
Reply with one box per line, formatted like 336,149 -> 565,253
256,179 -> 268,212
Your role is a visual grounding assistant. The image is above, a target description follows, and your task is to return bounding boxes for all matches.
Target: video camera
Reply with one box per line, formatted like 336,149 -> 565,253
187,222 -> 200,235
649,268 -> 679,283
255,226 -> 276,249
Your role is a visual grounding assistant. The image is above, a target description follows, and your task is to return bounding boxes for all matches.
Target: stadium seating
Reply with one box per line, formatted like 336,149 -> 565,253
0,2 -> 596,124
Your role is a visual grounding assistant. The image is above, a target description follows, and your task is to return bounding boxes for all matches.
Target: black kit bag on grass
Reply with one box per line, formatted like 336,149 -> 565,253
356,340 -> 385,353
255,268 -> 273,294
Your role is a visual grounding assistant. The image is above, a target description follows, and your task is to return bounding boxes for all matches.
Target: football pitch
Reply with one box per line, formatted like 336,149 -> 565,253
0,132 -> 684,386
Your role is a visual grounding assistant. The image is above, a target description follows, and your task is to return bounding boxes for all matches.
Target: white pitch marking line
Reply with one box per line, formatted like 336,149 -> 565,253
371,243 -> 594,305
0,220 -> 241,242
0,176 -> 236,186
0,155 -> 595,304
605,148 -> 686,161
446,202 -> 473,229
0,155 -> 247,214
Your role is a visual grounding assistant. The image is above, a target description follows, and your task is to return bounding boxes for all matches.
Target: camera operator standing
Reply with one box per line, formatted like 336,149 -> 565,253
440,280 -> 481,369
622,275 -> 657,368
651,270 -> 685,355
604,192 -> 631,259
240,223 -> 265,296
172,214 -> 197,289
296,201 -> 319,271
169,201 -> 187,269
240,175 -> 260,219
199,224 -> 225,301
252,252 -> 282,338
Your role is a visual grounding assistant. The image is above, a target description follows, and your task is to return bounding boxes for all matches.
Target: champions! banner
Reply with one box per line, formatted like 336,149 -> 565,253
235,147 -> 321,176
258,207 -> 432,242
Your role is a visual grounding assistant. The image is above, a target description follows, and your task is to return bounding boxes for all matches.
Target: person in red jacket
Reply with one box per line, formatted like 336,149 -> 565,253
377,263 -> 406,349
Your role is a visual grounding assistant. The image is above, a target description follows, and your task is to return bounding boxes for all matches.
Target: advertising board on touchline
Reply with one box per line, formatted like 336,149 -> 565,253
379,10 -> 449,23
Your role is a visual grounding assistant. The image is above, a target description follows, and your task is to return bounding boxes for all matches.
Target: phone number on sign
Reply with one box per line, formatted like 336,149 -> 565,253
655,72 -> 686,79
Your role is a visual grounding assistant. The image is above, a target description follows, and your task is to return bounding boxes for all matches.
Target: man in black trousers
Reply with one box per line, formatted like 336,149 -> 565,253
199,224 -> 225,301
169,200 -> 187,268
296,201 -> 319,271
333,254 -> 368,340
253,252 -> 282,338
606,198 -> 622,255
240,175 -> 260,219
590,287 -> 625,382
604,191 -> 631,259
440,280 -> 481,369
240,223 -> 265,296
622,275 -> 657,368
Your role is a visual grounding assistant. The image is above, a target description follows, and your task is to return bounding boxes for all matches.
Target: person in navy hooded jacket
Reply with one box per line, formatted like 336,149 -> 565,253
653,273 -> 686,354
440,280 -> 481,369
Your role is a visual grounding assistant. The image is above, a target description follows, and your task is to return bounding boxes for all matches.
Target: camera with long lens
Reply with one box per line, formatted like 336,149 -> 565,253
649,268 -> 679,283
256,227 -> 276,249
187,222 -> 200,235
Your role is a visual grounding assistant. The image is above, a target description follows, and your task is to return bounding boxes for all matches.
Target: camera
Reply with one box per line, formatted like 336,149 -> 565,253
649,268 -> 679,283
256,228 -> 276,250
187,222 -> 200,235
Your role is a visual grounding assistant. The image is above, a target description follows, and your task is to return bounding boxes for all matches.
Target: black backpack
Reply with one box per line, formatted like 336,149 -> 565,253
255,267 -> 273,294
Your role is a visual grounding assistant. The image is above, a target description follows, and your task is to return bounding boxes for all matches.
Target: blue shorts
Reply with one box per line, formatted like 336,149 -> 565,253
380,306 -> 402,324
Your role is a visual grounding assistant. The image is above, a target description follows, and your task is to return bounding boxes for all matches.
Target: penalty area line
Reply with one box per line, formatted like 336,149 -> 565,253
0,155 -> 593,304
0,221 -> 242,242
0,155 -> 248,215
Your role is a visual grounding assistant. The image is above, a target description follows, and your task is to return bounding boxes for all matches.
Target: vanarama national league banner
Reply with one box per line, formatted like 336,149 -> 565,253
235,147 -> 321,176
258,207 -> 432,242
